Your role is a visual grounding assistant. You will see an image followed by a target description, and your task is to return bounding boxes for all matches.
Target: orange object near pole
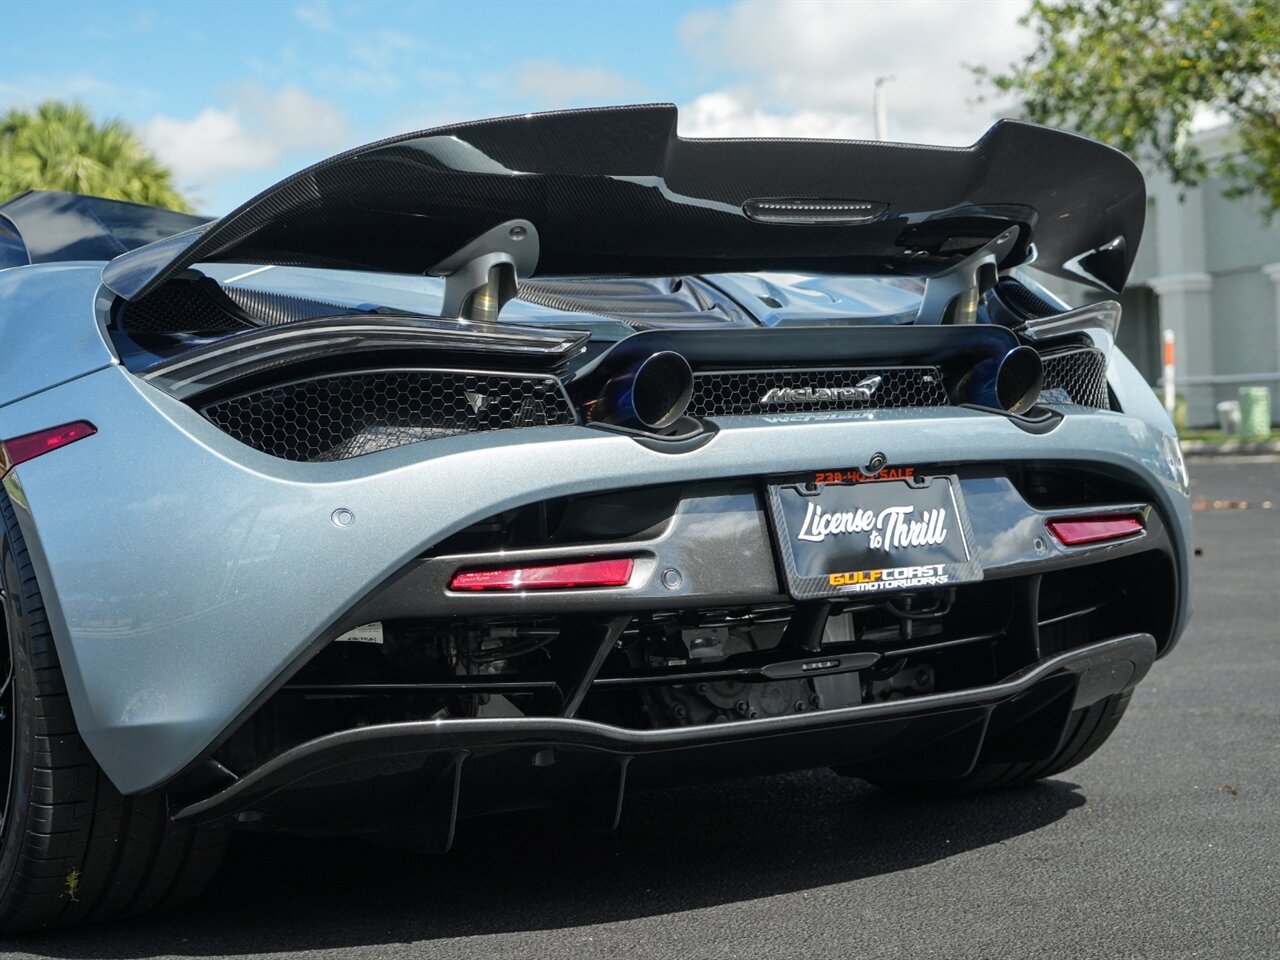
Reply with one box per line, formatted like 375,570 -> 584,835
1162,329 -> 1176,416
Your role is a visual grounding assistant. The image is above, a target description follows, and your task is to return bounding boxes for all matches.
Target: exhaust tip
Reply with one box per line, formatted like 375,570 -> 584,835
632,351 -> 695,429
954,345 -> 1044,415
595,351 -> 694,430
995,345 -> 1044,415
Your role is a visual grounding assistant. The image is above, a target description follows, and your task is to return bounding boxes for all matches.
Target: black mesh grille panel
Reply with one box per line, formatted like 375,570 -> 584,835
689,367 -> 948,417
996,277 -> 1060,319
120,280 -> 363,333
1041,348 -> 1110,409
118,281 -> 254,333
203,371 -> 577,462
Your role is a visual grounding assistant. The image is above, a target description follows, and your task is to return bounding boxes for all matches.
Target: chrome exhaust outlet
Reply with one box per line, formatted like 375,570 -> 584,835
593,351 -> 694,430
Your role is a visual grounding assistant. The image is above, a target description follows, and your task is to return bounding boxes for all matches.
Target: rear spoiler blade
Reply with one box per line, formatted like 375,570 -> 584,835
0,190 -> 208,265
102,104 -> 1145,301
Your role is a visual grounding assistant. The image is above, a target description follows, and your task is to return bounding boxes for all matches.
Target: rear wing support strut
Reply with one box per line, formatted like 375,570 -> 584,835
429,219 -> 540,322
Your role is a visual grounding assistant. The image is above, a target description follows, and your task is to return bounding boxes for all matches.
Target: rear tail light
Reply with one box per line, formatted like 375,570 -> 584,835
0,421 -> 97,479
449,557 -> 635,591
1046,515 -> 1143,546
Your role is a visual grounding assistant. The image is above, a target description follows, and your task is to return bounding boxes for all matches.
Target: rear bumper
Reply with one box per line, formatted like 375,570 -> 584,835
2,361 -> 1192,795
174,633 -> 1156,831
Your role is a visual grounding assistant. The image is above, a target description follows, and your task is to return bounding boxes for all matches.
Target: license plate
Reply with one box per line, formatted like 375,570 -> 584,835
766,473 -> 982,600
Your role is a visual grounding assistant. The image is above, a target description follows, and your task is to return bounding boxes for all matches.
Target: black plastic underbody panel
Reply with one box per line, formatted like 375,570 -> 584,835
174,633 -> 1155,832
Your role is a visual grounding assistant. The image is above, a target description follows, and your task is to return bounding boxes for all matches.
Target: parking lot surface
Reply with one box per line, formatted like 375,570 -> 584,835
3,456 -> 1277,960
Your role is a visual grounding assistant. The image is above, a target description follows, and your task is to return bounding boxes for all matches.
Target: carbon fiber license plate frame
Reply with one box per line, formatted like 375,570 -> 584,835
766,473 -> 983,600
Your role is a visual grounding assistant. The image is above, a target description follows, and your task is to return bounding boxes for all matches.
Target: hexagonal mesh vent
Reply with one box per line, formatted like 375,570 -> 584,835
118,281 -> 254,333
689,367 -> 949,417
1041,348 -> 1110,409
203,371 -> 577,462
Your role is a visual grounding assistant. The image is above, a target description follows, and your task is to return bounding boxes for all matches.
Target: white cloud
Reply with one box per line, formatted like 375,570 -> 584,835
679,89 -> 873,140
513,60 -> 642,106
141,85 -> 350,185
293,0 -> 335,32
336,31 -> 423,93
676,0 -> 1030,145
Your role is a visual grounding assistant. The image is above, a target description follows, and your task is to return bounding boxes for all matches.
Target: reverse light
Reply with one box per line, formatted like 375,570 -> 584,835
1046,515 -> 1144,546
449,557 -> 635,592
0,421 -> 97,479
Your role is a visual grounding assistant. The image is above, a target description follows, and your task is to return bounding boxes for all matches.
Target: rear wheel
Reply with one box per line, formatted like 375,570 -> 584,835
0,492 -> 228,933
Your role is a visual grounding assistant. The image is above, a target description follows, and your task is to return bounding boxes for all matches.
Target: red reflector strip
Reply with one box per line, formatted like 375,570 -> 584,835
0,421 -> 97,479
1046,515 -> 1144,546
449,558 -> 634,592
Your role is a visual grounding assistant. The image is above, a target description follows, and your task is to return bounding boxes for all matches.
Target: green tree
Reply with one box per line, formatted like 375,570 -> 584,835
977,0 -> 1280,216
0,100 -> 191,211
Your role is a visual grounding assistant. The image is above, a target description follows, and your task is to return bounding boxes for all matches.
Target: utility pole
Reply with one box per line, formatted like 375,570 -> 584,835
874,75 -> 894,141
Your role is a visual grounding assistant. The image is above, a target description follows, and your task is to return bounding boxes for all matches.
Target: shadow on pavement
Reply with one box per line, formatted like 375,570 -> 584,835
10,771 -> 1086,957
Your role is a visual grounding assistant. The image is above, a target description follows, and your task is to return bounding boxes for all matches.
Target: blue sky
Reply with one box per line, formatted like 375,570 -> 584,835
0,0 -> 1030,213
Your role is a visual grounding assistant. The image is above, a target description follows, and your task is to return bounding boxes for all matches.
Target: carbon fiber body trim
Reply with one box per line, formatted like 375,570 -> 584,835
766,475 -> 983,601
172,633 -> 1156,825
221,286 -> 362,326
116,277 -> 255,333
101,106 -> 1146,300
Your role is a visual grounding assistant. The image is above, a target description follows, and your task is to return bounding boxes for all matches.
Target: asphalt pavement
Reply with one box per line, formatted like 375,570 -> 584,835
3,456 -> 1278,960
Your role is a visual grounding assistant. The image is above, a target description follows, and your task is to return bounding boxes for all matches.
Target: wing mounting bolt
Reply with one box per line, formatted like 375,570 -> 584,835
429,219 -> 540,322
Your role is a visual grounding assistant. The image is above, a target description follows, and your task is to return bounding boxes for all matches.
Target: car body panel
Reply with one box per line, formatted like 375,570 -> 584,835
0,263 -> 116,407
0,113 -> 1187,814
2,262 -> 1190,793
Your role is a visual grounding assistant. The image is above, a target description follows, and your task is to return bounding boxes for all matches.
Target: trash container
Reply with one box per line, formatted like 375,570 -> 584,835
1216,400 -> 1242,435
1238,386 -> 1272,439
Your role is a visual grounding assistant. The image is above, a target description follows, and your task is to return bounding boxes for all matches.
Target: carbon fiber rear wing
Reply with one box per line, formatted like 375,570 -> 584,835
101,104 -> 1146,302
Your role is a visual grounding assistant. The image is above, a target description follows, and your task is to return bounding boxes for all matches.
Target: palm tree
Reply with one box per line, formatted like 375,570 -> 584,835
0,100 -> 191,211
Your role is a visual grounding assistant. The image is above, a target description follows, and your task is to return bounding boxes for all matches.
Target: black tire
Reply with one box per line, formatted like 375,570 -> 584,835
0,492 -> 228,933
857,692 -> 1132,795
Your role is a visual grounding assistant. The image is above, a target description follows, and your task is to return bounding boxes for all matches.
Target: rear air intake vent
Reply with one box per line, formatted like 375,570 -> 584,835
996,277 -> 1061,319
117,279 -> 255,333
1040,347 -> 1110,409
203,370 -> 577,462
116,278 -> 363,333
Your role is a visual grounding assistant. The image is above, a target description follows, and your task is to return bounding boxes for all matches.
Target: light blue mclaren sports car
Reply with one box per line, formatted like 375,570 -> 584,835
0,105 -> 1191,930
